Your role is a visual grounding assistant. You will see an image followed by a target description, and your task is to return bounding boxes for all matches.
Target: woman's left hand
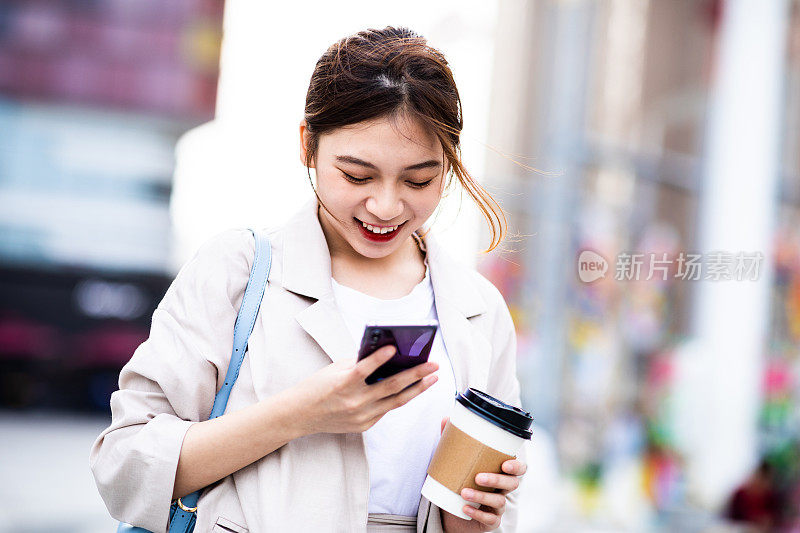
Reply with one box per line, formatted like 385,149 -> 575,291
439,417 -> 527,532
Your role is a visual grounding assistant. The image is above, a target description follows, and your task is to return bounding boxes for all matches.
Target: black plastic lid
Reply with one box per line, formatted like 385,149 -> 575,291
455,388 -> 533,440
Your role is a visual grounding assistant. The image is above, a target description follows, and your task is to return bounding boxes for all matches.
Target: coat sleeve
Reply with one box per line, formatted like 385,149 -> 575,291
421,275 -> 527,533
88,228 -> 254,533
484,289 -> 526,533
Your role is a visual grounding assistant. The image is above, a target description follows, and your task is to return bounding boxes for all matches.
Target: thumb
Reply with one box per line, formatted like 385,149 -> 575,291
440,416 -> 449,435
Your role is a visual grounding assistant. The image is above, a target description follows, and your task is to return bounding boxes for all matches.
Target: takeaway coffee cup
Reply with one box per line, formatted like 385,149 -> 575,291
421,388 -> 533,520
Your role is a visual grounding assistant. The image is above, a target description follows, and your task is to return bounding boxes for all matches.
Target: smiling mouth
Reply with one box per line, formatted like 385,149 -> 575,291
354,217 -> 407,235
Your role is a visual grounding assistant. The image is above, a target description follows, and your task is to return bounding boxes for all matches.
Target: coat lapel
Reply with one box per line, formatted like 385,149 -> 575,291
277,196 -> 357,365
424,231 -> 490,392
294,299 -> 356,364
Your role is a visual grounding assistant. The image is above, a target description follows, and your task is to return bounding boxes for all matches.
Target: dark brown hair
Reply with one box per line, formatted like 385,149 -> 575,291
302,26 -> 507,253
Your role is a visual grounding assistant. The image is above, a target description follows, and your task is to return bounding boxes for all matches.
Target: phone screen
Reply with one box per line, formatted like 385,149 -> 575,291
356,322 -> 438,384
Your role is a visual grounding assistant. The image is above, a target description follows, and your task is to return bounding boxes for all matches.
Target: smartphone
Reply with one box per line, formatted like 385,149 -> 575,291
356,320 -> 439,385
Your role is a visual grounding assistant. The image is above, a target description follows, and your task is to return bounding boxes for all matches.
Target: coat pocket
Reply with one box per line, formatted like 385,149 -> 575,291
212,516 -> 249,533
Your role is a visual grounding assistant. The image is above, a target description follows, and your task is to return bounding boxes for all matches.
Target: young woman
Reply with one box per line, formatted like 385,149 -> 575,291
90,26 -> 528,533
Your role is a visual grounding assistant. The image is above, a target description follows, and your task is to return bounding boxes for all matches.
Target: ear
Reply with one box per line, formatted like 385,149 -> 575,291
299,119 -> 314,168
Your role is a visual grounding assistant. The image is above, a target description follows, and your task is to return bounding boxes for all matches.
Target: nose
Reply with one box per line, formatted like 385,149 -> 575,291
365,184 -> 403,223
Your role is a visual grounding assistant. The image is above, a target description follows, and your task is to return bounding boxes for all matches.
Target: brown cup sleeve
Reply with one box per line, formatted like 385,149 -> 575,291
426,420 -> 516,494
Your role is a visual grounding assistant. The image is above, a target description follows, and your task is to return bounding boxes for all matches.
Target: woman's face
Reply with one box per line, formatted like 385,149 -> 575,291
300,114 -> 448,262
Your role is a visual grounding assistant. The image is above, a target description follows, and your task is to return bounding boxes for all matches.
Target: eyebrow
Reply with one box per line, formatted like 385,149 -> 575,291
335,155 -> 442,171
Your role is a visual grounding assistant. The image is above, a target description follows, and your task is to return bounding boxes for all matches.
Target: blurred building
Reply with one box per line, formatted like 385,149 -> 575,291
478,0 -> 800,530
0,0 -> 224,411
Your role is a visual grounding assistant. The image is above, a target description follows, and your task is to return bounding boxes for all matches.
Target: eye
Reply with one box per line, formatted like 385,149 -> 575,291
407,179 -> 434,189
341,170 -> 434,189
341,171 -> 370,184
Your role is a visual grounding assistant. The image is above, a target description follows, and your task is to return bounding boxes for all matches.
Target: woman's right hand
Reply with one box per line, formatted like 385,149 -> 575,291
288,345 -> 439,435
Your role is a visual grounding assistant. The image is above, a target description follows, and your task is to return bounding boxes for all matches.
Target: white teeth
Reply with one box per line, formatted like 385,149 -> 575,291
361,220 -> 399,234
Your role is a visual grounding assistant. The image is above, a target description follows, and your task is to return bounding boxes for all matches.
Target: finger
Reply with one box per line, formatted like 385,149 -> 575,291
475,472 -> 520,493
462,504 -> 501,528
370,360 -> 439,398
353,345 -> 396,382
501,459 -> 527,476
374,372 -> 438,413
460,488 -> 506,511
440,416 -> 449,434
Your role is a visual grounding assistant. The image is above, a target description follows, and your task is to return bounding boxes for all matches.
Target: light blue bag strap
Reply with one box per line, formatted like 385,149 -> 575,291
117,228 -> 272,533
170,228 -> 272,530
209,228 -> 272,420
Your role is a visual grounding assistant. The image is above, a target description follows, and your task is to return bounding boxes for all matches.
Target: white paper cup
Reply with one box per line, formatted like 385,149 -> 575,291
421,388 -> 533,520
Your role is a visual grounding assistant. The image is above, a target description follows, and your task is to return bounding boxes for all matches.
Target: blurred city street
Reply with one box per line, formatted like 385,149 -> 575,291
3,0 -> 800,531
0,411 -> 116,533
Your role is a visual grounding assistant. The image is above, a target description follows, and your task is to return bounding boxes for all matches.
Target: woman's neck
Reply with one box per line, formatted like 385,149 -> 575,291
331,234 -> 423,275
330,242 -> 427,298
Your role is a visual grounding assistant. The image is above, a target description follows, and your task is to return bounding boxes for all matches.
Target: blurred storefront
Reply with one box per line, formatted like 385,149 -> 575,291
0,0 -> 224,411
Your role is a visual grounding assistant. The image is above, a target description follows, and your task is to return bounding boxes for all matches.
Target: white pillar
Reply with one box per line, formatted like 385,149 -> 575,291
690,0 -> 788,509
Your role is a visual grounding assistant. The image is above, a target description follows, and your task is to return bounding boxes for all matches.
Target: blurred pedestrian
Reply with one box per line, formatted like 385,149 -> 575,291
724,459 -> 781,532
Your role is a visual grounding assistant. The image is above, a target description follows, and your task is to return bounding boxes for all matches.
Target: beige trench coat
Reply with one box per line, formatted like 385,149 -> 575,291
90,195 -> 525,533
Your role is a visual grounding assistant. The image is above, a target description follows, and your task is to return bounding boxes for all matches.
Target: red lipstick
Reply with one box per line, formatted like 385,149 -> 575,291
356,218 -> 405,243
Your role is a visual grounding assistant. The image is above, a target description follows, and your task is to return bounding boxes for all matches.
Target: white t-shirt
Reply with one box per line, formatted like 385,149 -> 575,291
330,258 -> 457,517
